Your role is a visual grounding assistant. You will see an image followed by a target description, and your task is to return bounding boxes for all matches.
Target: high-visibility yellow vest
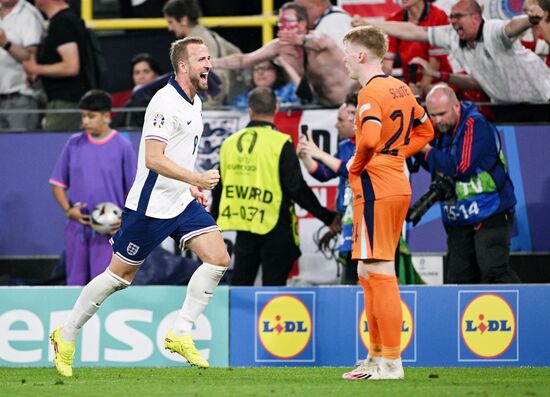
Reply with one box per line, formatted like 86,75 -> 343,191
217,125 -> 290,234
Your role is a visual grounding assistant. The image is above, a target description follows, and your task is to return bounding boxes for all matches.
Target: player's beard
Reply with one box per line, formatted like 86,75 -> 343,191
191,72 -> 208,92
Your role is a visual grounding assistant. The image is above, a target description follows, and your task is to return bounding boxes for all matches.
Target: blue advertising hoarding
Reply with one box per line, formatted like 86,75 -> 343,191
354,290 -> 417,363
230,285 -> 550,367
2,285 -> 549,368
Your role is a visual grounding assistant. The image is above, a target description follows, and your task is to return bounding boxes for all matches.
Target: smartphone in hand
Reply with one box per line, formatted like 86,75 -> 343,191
300,124 -> 309,141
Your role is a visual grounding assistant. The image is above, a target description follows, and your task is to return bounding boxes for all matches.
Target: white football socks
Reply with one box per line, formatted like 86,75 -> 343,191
62,268 -> 130,342
172,263 -> 226,336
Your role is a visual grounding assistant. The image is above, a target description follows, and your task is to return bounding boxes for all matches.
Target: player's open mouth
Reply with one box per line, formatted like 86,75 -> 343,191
200,72 -> 208,83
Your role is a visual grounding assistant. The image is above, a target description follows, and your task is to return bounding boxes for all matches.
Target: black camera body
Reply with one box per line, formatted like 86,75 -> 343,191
407,174 -> 456,226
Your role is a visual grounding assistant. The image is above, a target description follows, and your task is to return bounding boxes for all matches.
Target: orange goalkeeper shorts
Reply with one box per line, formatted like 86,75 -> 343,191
351,195 -> 410,261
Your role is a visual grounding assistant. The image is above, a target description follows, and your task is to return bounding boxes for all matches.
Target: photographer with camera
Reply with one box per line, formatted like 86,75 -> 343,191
415,84 -> 520,284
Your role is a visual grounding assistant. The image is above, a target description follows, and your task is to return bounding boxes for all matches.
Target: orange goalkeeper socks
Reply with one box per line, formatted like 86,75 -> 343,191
359,276 -> 382,356
368,272 -> 402,359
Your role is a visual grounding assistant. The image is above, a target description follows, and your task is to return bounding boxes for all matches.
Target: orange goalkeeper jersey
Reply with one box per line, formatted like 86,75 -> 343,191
349,75 -> 434,203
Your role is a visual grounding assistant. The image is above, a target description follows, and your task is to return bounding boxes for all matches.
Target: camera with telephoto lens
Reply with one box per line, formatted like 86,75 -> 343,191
407,174 -> 456,226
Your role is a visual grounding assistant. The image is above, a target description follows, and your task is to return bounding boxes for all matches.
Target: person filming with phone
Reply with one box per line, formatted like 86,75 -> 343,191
212,87 -> 340,286
297,91 -> 358,284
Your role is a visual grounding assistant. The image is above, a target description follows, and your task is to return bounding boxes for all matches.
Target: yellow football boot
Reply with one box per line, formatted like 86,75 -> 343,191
50,327 -> 75,377
164,330 -> 209,368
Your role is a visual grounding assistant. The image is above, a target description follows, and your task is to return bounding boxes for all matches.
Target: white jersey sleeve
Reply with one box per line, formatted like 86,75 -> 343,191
125,81 -> 205,219
142,96 -> 175,144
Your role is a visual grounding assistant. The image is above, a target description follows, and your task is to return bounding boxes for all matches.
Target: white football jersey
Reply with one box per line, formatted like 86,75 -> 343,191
125,78 -> 204,219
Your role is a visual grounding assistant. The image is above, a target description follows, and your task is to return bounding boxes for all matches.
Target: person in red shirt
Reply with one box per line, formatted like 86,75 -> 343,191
341,25 -> 433,381
384,0 -> 452,97
352,0 -> 492,106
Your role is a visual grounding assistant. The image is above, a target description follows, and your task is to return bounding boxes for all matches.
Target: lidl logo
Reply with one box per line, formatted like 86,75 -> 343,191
359,301 -> 413,352
355,291 -> 416,362
459,291 -> 518,361
255,292 -> 315,362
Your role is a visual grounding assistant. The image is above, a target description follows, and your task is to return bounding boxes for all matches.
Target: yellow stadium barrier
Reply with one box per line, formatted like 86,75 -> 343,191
81,0 -> 278,44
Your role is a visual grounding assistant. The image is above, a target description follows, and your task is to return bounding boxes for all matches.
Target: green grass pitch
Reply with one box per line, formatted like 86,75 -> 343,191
2,367 -> 550,397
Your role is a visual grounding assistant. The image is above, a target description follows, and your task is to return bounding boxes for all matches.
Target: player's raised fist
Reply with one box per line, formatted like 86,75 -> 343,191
199,169 -> 220,190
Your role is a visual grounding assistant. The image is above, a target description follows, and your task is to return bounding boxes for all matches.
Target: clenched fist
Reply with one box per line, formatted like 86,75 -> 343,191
197,169 -> 220,190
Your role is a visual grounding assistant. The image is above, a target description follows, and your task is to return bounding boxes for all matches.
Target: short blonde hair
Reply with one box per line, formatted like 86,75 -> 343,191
343,25 -> 388,60
169,36 -> 204,73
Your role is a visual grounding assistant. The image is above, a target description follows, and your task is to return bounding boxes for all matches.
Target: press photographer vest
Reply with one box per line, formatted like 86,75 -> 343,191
218,125 -> 290,234
441,140 -> 509,226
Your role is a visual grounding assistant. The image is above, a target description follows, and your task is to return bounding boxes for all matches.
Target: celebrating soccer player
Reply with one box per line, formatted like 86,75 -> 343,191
50,37 -> 230,377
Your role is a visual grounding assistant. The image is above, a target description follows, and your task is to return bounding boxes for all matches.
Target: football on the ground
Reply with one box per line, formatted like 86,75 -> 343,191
90,202 -> 122,235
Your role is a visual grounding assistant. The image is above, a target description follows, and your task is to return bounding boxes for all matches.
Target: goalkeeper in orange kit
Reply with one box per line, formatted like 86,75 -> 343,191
341,25 -> 434,380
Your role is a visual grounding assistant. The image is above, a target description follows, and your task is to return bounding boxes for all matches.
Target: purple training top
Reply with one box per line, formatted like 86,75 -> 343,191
49,130 -> 137,211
